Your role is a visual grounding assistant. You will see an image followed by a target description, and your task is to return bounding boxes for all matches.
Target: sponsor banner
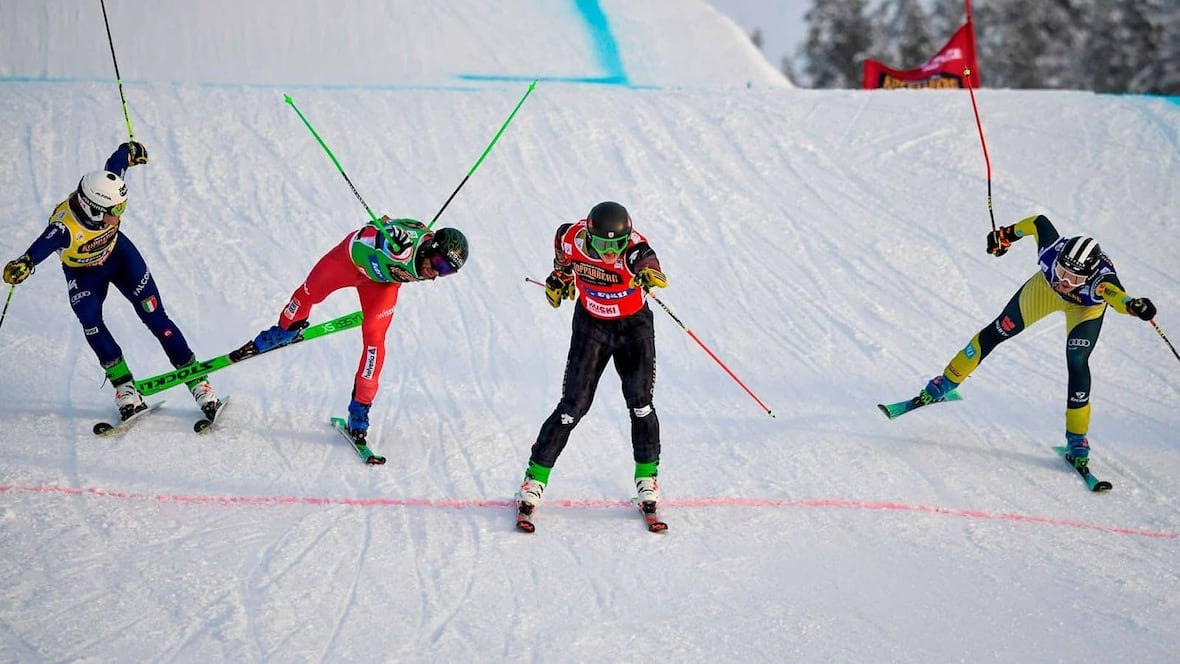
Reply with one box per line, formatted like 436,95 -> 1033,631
863,22 -> 979,90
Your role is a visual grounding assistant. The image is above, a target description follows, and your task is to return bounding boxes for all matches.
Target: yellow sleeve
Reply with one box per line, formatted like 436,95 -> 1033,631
1095,281 -> 1132,315
1010,216 -> 1040,240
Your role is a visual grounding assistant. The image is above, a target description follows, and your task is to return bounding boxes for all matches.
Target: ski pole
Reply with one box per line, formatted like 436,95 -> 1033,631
429,79 -> 537,228
0,285 -> 14,333
286,79 -> 536,240
646,291 -> 775,418
526,277 -> 774,417
284,94 -> 379,224
99,0 -> 135,141
963,67 -> 996,233
1150,320 -> 1180,362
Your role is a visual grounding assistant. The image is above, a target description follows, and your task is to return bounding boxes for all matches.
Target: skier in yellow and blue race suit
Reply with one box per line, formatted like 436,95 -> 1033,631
2,143 -> 221,422
916,214 -> 1157,470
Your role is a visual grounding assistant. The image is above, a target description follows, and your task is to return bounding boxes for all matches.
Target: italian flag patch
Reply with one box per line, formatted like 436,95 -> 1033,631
141,296 -> 159,313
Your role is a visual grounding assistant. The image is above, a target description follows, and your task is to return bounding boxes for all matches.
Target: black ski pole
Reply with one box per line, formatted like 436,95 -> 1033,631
99,0 -> 136,141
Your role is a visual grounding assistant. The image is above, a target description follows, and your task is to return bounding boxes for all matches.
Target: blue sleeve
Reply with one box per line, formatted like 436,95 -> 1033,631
23,222 -> 70,264
104,146 -> 131,178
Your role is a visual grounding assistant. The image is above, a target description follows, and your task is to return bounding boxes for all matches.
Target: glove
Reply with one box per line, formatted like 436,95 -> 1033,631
122,141 -> 149,166
1126,297 -> 1156,321
986,226 -> 1018,257
252,319 -> 309,352
3,254 -> 34,285
387,226 -> 411,251
544,270 -> 576,308
632,266 -> 667,291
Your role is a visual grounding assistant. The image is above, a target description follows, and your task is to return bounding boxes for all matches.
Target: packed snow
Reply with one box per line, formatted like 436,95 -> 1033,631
0,1 -> 1176,661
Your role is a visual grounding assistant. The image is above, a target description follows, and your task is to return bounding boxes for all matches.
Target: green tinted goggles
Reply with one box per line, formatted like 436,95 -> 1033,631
588,232 -> 628,255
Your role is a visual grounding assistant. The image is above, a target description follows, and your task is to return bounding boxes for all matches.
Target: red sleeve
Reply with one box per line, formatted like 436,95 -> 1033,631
553,222 -> 574,271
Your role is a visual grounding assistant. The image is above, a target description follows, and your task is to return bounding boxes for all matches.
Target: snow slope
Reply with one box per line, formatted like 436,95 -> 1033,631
1,1 -> 1177,662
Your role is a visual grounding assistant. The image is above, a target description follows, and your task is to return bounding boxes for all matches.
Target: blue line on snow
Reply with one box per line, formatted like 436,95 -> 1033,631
575,0 -> 628,86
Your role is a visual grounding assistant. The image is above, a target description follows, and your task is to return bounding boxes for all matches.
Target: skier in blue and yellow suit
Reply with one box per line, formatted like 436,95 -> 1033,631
2,143 -> 221,422
916,214 -> 1157,470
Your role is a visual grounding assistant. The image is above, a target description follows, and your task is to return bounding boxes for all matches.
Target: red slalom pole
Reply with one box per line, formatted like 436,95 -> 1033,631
963,65 -> 997,233
525,277 -> 774,416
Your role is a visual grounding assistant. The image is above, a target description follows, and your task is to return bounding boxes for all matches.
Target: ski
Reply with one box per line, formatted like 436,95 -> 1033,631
329,416 -> 386,465
134,311 -> 364,397
877,389 -> 963,420
193,395 -> 231,434
515,503 -> 536,533
92,400 -> 166,437
1053,446 -> 1112,492
634,498 -> 668,533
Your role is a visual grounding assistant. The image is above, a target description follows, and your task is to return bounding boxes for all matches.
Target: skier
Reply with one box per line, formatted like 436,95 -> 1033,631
2,143 -> 222,421
241,215 -> 468,443
515,201 -> 668,522
912,214 -> 1157,471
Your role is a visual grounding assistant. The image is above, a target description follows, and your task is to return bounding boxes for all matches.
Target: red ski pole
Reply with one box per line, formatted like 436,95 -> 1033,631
526,277 -> 773,417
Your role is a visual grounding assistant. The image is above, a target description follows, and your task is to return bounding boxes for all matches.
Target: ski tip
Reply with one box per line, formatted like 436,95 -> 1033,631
366,455 -> 387,465
330,416 -> 346,428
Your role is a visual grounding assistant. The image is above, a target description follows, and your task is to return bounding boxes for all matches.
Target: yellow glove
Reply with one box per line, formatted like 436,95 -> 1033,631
3,255 -> 34,285
632,266 -> 667,291
545,270 -> 576,308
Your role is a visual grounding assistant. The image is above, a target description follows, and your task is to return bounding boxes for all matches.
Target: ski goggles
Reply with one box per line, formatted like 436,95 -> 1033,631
428,251 -> 458,277
1053,263 -> 1088,291
587,232 -> 628,256
83,196 -> 127,218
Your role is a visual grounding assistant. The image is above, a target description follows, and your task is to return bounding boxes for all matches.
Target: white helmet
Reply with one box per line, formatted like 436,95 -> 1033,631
76,170 -> 128,221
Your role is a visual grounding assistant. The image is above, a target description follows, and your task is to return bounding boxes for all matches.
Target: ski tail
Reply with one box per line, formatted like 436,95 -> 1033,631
1052,446 -> 1112,492
329,416 -> 386,465
93,400 -> 166,437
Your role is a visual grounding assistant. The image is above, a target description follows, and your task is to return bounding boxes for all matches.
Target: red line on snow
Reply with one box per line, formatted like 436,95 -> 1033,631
0,484 -> 1174,540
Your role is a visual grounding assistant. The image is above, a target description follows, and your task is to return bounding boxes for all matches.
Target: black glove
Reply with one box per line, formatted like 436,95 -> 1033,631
387,226 -> 412,251
544,269 -> 576,308
1126,297 -> 1156,321
632,266 -> 667,291
987,226 -> 1018,257
122,141 -> 149,166
3,254 -> 34,285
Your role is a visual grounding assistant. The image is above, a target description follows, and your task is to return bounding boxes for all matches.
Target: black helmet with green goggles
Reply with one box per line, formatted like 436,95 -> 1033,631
586,201 -> 632,255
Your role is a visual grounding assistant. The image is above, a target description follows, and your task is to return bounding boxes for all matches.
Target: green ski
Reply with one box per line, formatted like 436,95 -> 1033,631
135,311 -> 364,396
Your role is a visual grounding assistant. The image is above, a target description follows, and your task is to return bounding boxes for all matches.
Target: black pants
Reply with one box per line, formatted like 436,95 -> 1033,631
530,303 -> 659,468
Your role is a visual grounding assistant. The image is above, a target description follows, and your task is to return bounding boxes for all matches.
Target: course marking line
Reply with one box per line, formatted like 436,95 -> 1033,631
1,485 -> 1174,540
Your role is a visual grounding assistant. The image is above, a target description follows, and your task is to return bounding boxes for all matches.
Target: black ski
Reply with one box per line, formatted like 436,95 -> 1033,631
193,395 -> 231,434
1053,446 -> 1112,492
92,401 -> 166,437
515,503 -> 536,533
329,417 -> 386,465
635,499 -> 668,533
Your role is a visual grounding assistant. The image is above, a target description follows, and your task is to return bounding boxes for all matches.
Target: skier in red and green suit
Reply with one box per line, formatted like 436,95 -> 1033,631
242,216 -> 468,442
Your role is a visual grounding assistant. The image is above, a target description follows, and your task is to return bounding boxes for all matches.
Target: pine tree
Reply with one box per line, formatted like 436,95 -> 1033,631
868,0 -> 934,71
801,0 -> 873,88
